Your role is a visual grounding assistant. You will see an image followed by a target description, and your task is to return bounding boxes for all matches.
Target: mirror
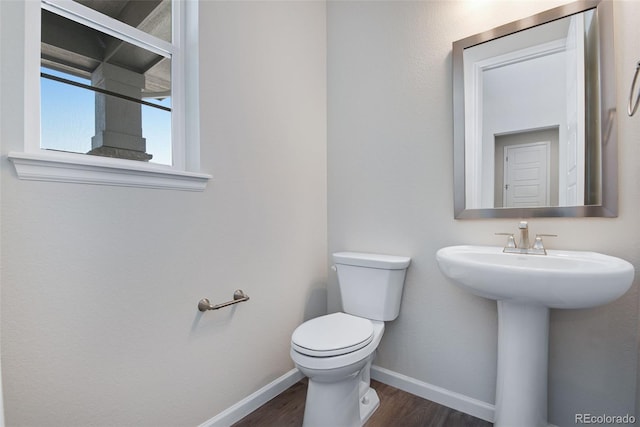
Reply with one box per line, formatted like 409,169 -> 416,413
453,0 -> 617,219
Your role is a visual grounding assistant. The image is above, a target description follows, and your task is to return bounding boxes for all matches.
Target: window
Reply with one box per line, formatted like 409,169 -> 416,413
9,0 -> 210,191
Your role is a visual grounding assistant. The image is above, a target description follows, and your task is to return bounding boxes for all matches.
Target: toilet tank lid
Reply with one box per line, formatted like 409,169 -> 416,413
333,252 -> 411,270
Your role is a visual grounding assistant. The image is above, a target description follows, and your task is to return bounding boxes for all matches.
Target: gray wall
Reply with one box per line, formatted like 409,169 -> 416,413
327,1 -> 640,426
0,1 -> 327,426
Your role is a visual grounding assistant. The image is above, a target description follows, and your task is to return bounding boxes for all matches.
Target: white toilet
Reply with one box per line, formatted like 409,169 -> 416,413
290,251 -> 411,427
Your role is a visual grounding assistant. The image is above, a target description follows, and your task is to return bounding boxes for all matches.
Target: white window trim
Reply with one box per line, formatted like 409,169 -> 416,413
8,0 -> 211,191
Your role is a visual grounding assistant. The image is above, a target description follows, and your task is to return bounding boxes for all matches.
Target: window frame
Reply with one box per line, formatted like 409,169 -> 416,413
8,0 -> 211,191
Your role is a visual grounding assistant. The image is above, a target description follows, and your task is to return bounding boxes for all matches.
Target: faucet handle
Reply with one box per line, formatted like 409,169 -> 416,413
532,233 -> 557,251
495,232 -> 517,248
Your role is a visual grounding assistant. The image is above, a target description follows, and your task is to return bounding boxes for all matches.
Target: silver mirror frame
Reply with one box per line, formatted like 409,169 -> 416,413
453,0 -> 617,219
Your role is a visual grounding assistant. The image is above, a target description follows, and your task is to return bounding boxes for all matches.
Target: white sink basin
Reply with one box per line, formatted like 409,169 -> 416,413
436,244 -> 634,427
436,245 -> 634,309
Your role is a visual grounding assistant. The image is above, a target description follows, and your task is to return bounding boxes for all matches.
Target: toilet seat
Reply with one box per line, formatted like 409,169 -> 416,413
291,312 -> 374,357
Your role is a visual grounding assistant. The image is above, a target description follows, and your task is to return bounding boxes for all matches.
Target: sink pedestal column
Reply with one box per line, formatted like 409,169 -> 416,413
495,301 -> 549,427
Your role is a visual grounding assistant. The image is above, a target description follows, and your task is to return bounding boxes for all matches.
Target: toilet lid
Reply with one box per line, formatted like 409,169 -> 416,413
291,312 -> 374,357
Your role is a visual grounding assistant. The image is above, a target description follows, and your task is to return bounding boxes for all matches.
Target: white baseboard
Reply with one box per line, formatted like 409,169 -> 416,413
370,365 -> 495,423
199,368 -> 304,427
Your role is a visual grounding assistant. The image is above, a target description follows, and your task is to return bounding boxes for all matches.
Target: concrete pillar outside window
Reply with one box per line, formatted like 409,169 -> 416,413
89,63 -> 152,161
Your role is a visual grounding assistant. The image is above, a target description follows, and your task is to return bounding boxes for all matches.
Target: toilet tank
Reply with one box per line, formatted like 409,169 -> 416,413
333,252 -> 411,321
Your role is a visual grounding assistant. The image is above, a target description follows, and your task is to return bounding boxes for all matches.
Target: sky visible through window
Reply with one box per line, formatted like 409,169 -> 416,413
40,67 -> 172,166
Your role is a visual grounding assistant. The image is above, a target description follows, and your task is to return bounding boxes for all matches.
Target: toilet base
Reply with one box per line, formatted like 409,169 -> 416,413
302,379 -> 380,427
360,387 -> 380,424
299,358 -> 380,427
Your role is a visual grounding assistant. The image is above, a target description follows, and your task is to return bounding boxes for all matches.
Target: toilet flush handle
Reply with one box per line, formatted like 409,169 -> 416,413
331,265 -> 337,272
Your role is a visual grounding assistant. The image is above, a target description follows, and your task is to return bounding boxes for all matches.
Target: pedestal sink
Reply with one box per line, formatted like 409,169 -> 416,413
436,245 -> 634,427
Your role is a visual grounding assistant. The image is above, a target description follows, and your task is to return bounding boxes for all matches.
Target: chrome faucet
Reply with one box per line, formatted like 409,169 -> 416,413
518,221 -> 530,250
496,221 -> 556,255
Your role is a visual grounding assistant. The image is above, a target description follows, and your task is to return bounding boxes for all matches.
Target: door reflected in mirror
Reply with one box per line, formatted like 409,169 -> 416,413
495,127 -> 559,208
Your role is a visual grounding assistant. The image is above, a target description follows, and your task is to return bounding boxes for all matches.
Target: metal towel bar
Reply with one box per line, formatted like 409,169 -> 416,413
628,61 -> 640,116
198,290 -> 250,312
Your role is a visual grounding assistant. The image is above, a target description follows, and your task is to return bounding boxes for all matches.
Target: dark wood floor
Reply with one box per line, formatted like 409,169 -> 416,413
232,379 -> 493,427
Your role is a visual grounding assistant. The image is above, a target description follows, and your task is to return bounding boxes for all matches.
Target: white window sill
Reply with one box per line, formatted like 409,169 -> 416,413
8,151 -> 211,191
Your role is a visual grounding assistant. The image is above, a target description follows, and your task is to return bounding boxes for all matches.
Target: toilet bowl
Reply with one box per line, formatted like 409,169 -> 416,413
290,252 -> 411,427
290,313 -> 385,427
